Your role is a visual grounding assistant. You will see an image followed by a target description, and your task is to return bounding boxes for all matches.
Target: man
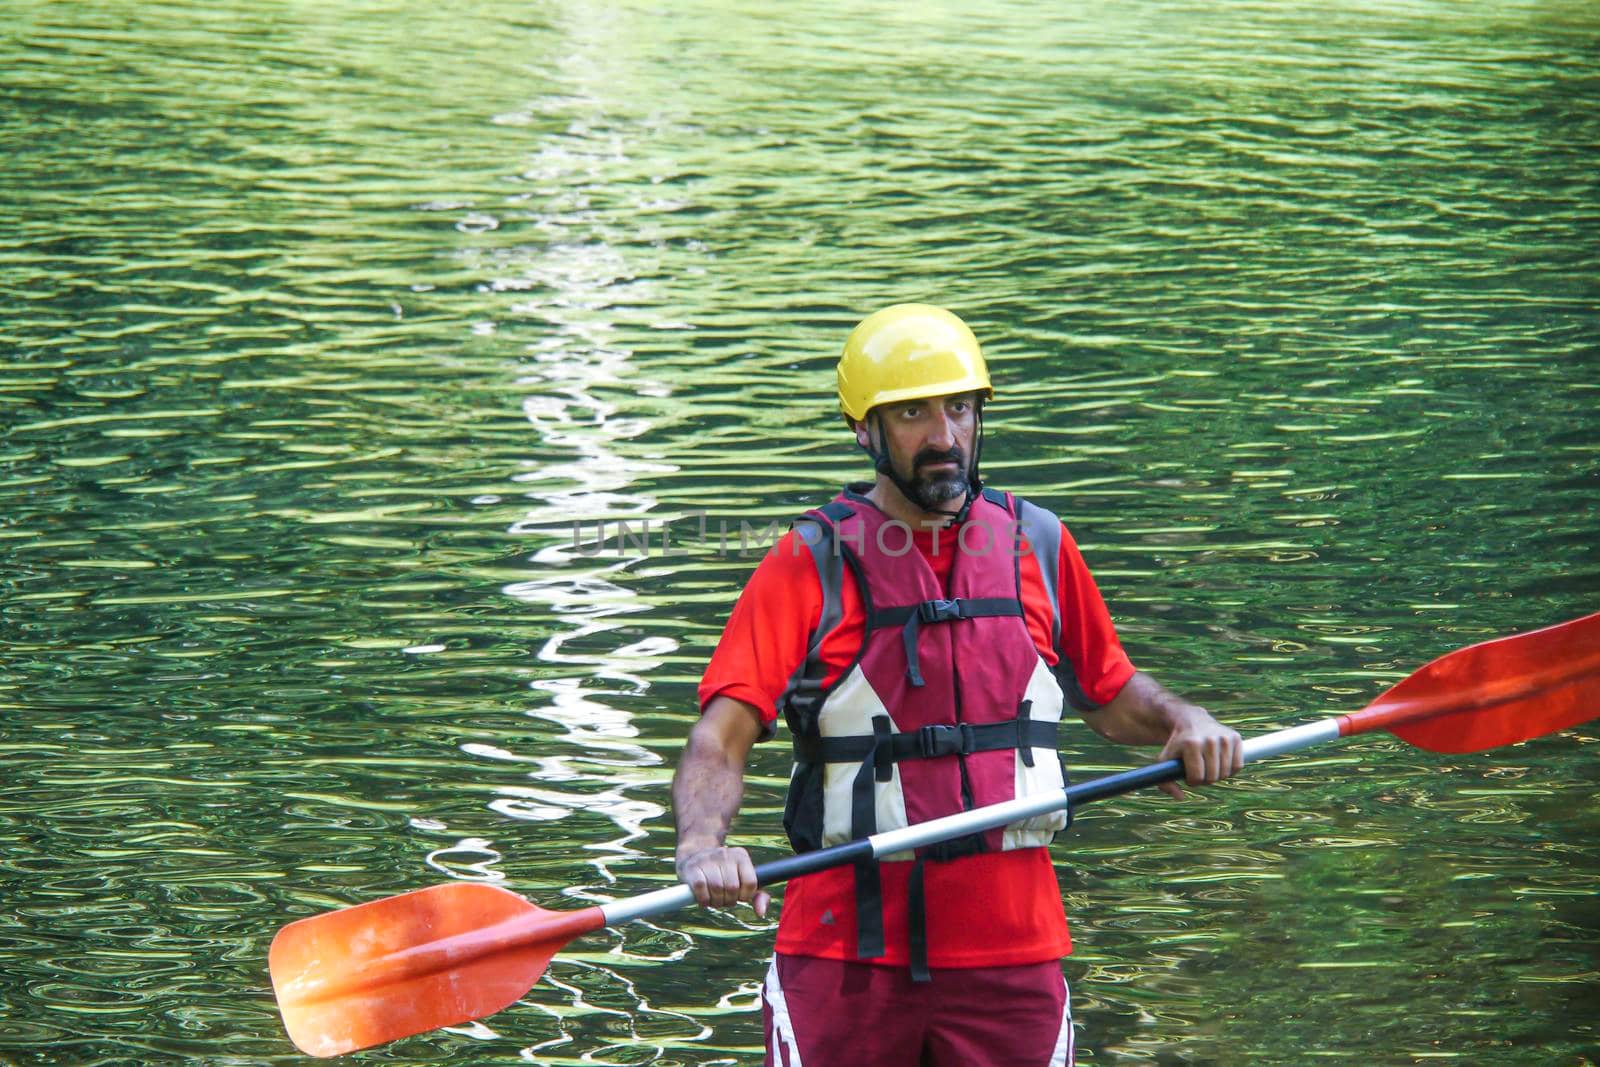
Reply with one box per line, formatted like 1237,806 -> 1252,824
672,304 -> 1242,1066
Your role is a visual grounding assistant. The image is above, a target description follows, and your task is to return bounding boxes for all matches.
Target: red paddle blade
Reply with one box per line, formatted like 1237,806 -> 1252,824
269,882 -> 604,1058
1341,612 -> 1600,753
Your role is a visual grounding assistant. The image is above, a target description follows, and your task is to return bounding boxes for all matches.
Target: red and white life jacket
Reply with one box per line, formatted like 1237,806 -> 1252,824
778,485 -> 1073,977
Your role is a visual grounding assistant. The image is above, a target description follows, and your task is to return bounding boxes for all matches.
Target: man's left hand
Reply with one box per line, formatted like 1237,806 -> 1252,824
1156,706 -> 1243,800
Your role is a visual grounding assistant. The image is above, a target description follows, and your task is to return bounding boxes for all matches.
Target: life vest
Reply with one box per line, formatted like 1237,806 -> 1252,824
778,485 -> 1073,979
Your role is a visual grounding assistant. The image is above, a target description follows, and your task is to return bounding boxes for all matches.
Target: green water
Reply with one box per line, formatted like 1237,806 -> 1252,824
3,1 -> 1597,1063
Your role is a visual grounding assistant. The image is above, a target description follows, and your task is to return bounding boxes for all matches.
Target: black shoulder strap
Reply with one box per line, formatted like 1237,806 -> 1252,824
1011,492 -> 1104,711
1009,492 -> 1060,647
818,499 -> 854,524
777,501 -> 858,735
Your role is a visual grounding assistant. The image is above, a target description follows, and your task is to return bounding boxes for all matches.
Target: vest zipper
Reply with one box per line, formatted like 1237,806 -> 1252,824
947,525 -> 975,815
951,662 -> 974,812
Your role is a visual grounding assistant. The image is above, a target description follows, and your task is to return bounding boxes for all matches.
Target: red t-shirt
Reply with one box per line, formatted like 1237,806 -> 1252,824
698,509 -> 1135,967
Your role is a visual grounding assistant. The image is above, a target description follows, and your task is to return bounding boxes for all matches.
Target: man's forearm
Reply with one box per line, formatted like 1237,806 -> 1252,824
1083,670 -> 1212,746
671,724 -> 750,858
1081,669 -> 1242,792
671,699 -> 770,912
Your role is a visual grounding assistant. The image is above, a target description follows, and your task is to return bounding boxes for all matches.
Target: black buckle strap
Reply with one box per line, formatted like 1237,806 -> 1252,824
854,857 -> 885,960
1018,698 -> 1034,767
916,722 -> 976,758
793,717 -> 1058,765
904,600 -> 963,684
871,596 -> 1024,629
850,715 -> 892,961
868,596 -> 1023,688
908,856 -> 931,983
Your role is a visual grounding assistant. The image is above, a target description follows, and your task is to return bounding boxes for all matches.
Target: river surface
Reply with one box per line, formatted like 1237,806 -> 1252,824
2,2 -> 1597,1064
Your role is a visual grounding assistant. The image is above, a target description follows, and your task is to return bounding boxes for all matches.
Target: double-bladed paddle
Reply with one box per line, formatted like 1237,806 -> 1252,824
270,611 -> 1599,1057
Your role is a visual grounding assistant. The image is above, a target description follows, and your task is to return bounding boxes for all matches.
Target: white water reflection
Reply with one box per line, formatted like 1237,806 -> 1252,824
479,62 -> 694,882
467,45 -> 742,1062
425,837 -> 507,882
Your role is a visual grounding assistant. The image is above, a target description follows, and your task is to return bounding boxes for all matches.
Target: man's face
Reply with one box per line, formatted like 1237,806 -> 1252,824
855,391 -> 980,511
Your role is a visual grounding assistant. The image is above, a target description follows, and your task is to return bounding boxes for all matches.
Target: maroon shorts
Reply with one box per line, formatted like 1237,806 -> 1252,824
762,953 -> 1074,1067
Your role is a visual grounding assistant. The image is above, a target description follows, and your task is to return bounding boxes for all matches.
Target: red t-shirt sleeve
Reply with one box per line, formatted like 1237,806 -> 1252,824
697,530 -> 821,733
1054,523 -> 1136,707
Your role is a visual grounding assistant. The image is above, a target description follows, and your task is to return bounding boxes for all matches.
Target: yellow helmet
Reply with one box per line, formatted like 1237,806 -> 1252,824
836,303 -> 993,421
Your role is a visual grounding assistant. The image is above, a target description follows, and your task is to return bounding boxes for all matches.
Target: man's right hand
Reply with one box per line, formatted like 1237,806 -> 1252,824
677,842 -> 771,918
671,696 -> 771,918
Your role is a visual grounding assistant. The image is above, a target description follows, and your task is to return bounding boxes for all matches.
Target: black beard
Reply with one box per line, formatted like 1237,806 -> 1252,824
902,446 -> 968,512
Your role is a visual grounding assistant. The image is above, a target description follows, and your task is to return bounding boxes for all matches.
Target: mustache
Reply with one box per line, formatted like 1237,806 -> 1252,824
913,446 -> 964,470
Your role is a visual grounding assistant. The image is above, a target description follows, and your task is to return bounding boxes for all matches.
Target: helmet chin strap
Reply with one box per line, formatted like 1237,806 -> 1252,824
863,403 -> 986,525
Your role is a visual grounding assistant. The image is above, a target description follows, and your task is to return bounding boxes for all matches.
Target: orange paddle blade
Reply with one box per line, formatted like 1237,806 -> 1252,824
269,882 -> 604,1058
1341,611 -> 1600,752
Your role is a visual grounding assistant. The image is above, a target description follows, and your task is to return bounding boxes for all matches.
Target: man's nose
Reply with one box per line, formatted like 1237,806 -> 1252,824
924,409 -> 958,450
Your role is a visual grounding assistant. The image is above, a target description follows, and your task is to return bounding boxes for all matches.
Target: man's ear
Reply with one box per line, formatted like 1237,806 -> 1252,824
848,416 -> 871,451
